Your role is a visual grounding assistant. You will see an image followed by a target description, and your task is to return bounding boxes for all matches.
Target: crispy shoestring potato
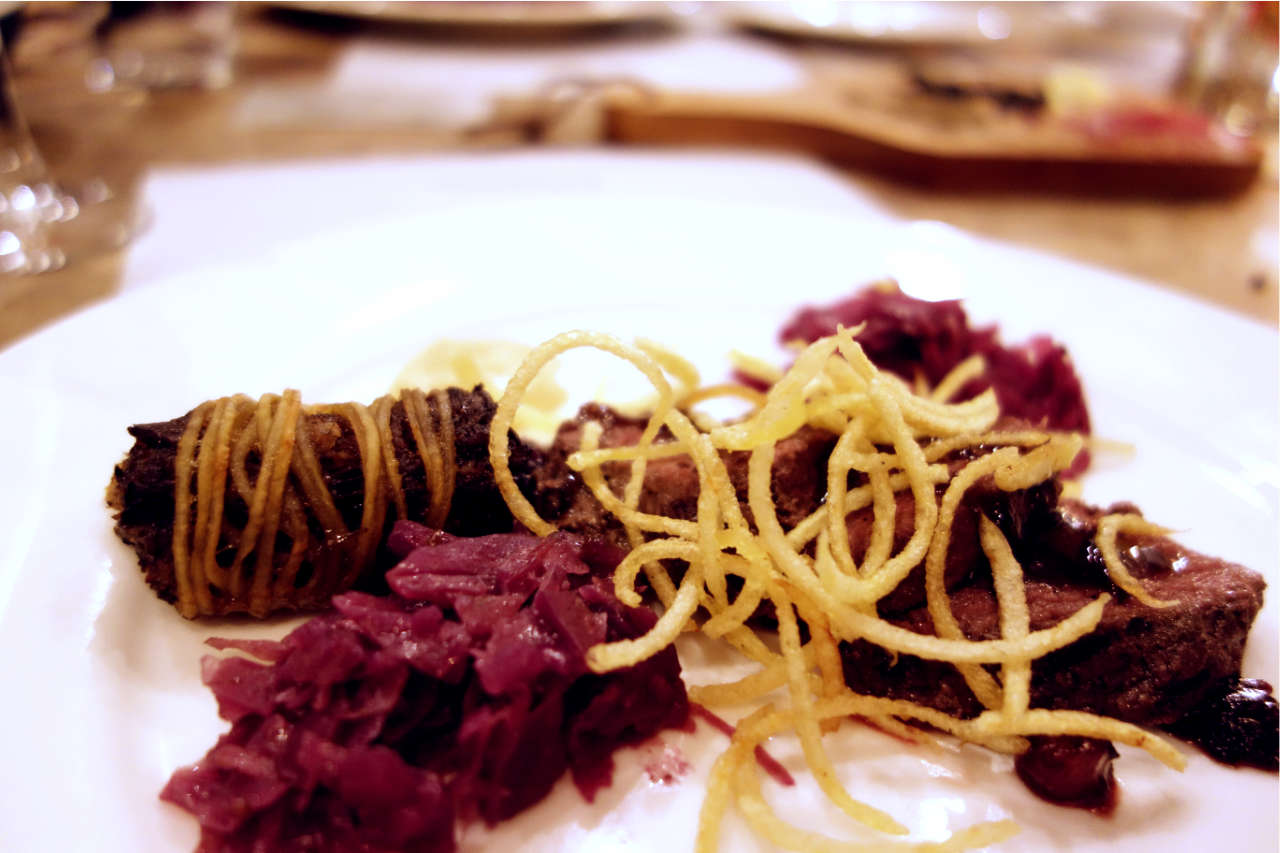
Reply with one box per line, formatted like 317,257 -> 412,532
172,388 -> 457,618
489,328 -> 1185,851
1096,513 -> 1179,609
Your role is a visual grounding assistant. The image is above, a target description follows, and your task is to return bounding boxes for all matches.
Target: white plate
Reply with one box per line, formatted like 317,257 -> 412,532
0,151 -> 1275,852
725,1 -> 999,46
724,1 -> 1195,49
278,1 -> 673,30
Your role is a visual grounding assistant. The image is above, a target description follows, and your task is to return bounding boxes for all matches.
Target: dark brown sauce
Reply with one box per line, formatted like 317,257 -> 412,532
1166,678 -> 1279,771
1014,736 -> 1119,814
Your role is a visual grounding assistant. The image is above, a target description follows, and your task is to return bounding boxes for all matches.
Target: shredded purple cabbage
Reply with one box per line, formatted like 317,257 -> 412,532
162,523 -> 688,853
774,283 -> 1092,474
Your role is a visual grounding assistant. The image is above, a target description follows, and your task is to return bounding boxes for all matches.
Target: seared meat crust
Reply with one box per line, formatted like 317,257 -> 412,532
108,396 -> 1273,766
841,499 -> 1266,728
107,387 -> 545,609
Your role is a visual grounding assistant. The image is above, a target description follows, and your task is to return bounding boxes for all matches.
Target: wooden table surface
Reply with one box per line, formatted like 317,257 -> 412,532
1,6 -> 1276,349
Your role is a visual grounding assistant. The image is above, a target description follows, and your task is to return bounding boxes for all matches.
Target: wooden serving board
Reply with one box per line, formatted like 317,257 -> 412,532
604,87 -> 1262,197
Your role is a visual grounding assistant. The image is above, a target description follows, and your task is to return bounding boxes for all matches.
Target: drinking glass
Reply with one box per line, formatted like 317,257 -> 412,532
0,11 -> 147,276
0,38 -> 73,274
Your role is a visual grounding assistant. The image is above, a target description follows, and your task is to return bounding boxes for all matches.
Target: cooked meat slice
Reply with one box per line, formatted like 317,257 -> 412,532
108,393 -> 1274,770
541,404 -> 1056,613
107,386 -> 545,613
840,500 -> 1267,731
542,408 -> 1273,766
538,404 -> 838,544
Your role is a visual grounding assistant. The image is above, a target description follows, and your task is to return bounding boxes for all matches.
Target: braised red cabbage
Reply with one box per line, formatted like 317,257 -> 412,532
776,284 -> 1092,473
162,523 -> 688,853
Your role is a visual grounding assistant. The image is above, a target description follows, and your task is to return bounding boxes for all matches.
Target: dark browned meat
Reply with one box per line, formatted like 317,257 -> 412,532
540,405 -> 1273,769
540,404 -> 1058,615
840,499 -> 1268,746
536,403 -> 839,545
109,393 -> 1275,770
107,387 -> 545,610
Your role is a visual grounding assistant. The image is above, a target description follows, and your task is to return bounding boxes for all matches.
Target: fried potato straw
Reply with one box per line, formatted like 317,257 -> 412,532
489,329 -> 1184,851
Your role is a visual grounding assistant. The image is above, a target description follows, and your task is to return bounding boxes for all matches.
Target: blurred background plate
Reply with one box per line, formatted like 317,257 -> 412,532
723,1 -> 1199,50
276,1 -> 677,32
